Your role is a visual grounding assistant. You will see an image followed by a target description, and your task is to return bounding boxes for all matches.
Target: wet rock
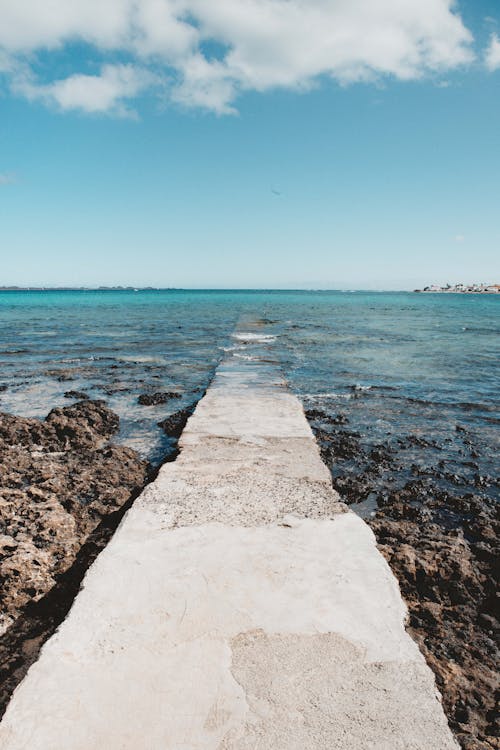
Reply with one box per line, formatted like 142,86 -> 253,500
305,408 -> 349,425
0,400 -> 150,636
332,475 -> 374,505
0,385 -> 7,393
368,444 -> 393,463
101,384 -> 132,396
315,427 -> 362,460
158,405 -> 195,439
397,434 -> 441,449
63,390 -> 89,400
138,391 -> 181,406
42,369 -> 75,382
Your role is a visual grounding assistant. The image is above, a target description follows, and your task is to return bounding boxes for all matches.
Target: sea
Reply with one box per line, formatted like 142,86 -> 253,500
0,289 -> 498,504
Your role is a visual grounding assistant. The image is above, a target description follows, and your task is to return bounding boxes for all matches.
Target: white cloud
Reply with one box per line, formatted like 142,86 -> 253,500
170,55 -> 238,115
0,172 -> 16,185
15,64 -> 158,116
485,34 -> 500,71
0,0 -> 132,51
0,0 -> 475,115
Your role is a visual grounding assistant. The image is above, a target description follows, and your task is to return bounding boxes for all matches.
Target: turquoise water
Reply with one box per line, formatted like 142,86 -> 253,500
0,289 -> 498,489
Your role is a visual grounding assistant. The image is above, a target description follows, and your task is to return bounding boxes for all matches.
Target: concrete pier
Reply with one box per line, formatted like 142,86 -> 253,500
0,334 -> 457,749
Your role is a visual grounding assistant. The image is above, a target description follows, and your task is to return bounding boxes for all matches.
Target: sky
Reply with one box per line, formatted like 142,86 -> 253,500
0,0 -> 499,289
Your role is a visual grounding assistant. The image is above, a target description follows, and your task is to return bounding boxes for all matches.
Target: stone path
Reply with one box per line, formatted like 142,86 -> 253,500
0,334 -> 458,749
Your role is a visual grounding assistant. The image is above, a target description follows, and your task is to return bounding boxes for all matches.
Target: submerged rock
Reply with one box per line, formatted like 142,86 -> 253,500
42,368 -> 76,382
0,400 -> 150,635
138,391 -> 181,406
63,390 -> 89,400
306,408 -> 349,425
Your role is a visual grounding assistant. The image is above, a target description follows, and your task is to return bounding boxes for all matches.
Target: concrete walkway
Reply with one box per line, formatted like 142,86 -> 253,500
0,332 -> 458,749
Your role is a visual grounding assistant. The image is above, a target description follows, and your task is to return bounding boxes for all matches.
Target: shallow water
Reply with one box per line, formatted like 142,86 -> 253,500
0,289 -> 498,495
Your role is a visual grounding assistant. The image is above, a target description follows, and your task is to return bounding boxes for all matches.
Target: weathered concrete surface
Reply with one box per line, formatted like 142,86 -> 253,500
0,336 -> 458,749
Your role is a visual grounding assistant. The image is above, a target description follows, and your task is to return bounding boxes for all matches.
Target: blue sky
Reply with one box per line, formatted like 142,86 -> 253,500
0,0 -> 499,289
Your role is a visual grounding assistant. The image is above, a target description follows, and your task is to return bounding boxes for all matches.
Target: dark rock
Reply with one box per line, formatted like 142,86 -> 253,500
138,391 -> 181,406
63,390 -> 89,400
0,400 -> 150,636
305,408 -> 349,425
370,507 -> 499,748
101,384 -> 131,395
398,434 -> 441,449
158,406 -> 194,439
44,400 -> 120,449
369,444 -> 393,463
315,427 -> 362,461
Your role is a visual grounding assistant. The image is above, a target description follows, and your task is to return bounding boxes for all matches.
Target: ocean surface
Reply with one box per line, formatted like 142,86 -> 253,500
0,289 -> 498,502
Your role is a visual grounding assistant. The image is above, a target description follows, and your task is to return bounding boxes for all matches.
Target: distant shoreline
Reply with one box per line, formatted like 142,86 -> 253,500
414,283 -> 499,294
416,290 -> 499,294
0,286 -> 175,292
1,286 -> 499,294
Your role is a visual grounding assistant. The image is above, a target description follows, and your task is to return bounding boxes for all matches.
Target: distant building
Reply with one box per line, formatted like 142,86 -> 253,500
415,282 -> 499,294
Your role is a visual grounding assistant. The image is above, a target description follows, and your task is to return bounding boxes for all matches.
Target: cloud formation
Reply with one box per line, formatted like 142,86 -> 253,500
0,0 -> 476,115
485,34 -> 500,72
16,64 -> 158,116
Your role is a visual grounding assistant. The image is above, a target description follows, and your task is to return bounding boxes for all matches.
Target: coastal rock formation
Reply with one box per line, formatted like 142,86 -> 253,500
63,390 -> 89,400
158,405 -> 195,439
307,408 -> 499,750
0,400 -> 150,636
137,391 -> 181,406
371,489 -> 499,750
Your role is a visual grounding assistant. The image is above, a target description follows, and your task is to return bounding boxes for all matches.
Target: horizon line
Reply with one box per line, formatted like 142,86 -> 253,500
0,285 -> 420,293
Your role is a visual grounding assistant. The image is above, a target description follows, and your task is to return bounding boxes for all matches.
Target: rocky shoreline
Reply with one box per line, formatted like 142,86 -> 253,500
0,397 -> 198,717
0,382 -> 203,718
306,408 -> 499,750
0,400 -> 152,633
0,400 -> 153,714
414,282 -> 499,293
